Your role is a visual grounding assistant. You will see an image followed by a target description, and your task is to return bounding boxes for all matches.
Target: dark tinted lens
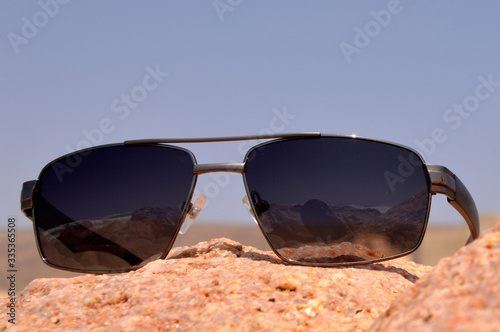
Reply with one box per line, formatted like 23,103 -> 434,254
33,145 -> 196,272
244,137 -> 430,265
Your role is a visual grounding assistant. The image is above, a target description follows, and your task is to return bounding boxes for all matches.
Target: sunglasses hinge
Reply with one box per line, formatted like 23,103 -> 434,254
427,164 -> 456,200
20,180 -> 37,220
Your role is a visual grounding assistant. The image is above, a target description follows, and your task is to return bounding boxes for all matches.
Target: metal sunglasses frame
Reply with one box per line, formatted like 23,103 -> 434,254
20,132 -> 480,270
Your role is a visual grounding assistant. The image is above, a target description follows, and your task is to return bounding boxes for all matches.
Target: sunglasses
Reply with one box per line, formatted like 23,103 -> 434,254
20,133 -> 480,273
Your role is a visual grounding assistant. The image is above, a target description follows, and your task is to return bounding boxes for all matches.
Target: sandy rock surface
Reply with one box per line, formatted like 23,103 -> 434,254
1,238 -> 430,331
370,223 -> 500,331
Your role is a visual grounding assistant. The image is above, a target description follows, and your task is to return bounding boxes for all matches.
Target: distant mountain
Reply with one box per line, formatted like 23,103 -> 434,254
256,191 -> 430,258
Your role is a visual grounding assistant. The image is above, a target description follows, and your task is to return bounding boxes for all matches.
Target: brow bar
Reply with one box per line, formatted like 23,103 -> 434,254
123,132 -> 322,144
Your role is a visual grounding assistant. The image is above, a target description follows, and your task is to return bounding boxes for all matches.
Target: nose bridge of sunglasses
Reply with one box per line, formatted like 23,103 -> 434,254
193,163 -> 245,175
179,194 -> 207,234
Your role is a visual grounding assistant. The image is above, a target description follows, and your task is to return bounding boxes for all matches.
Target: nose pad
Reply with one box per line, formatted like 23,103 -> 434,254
242,195 -> 259,225
242,193 -> 273,232
179,194 -> 206,234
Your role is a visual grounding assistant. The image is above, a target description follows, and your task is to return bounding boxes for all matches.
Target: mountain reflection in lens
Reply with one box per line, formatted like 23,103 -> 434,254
244,137 -> 431,265
33,145 -> 196,272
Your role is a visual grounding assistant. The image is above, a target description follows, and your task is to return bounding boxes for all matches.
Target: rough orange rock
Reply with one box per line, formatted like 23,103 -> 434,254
1,238 -> 430,331
370,223 -> 500,331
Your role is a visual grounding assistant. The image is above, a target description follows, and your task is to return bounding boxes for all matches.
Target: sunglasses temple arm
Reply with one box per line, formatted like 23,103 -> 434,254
427,164 -> 480,243
451,175 -> 480,244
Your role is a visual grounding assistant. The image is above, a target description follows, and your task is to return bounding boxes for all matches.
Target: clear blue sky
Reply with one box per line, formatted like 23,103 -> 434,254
1,1 -> 499,232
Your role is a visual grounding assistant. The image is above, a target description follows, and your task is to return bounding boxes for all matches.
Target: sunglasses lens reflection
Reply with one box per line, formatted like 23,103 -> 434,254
244,137 -> 431,265
33,145 -> 196,272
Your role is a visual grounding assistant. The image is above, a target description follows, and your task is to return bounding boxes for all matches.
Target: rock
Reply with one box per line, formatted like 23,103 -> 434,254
370,223 -> 500,331
0,238 -> 430,331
